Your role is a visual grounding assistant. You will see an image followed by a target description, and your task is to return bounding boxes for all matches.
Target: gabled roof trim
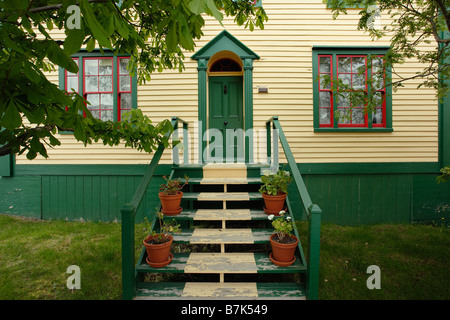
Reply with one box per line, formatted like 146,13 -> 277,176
191,29 -> 260,60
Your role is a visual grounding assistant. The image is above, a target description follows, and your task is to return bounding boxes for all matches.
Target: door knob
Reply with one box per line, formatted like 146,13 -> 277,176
224,121 -> 228,125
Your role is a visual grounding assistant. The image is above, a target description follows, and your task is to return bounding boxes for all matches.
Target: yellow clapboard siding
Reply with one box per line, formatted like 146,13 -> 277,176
15,0 -> 440,165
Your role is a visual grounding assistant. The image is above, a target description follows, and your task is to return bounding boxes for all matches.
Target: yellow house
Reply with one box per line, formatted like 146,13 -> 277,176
1,0 -> 449,225
1,0 -> 449,301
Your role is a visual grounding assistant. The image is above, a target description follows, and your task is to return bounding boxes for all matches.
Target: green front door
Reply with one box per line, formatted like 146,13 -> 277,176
208,76 -> 244,162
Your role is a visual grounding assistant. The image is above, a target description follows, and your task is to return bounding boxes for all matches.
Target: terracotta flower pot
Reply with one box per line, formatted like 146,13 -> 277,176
143,234 -> 173,267
269,234 -> 298,266
159,191 -> 183,215
262,192 -> 287,215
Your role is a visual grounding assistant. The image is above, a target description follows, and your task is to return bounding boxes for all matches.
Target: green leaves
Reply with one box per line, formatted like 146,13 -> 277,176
64,28 -> 86,56
259,170 -> 293,196
0,0 -> 268,160
79,0 -> 112,49
3,100 -> 22,131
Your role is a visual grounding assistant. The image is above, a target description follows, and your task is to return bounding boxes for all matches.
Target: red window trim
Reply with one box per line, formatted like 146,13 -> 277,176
318,54 -> 333,127
371,55 -> 386,128
82,57 -> 114,121
117,57 -> 132,121
336,55 -> 368,128
64,58 -> 79,112
318,54 -> 386,129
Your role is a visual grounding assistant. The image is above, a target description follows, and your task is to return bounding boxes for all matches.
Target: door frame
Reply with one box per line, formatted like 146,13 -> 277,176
191,30 -> 259,163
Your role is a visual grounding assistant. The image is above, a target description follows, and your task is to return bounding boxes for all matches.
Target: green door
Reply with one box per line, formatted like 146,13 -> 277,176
208,76 -> 244,162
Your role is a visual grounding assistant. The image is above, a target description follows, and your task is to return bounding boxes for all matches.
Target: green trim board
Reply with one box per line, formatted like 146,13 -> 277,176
312,46 -> 393,132
3,162 -> 449,225
0,153 -> 14,177
439,31 -> 450,167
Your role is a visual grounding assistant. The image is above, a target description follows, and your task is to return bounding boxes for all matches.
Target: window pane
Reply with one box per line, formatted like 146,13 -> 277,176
319,91 -> 331,107
99,76 -> 112,92
120,93 -> 132,110
372,57 -> 383,73
319,108 -> 331,124
373,73 -> 384,90
86,94 -> 99,108
101,93 -> 113,108
338,57 -> 351,72
319,56 -> 331,73
99,59 -> 112,75
119,76 -> 131,91
353,74 -> 365,90
352,57 -> 365,73
338,73 -> 351,87
372,109 -> 383,124
337,109 -> 350,124
85,76 -> 98,92
66,77 -> 78,92
352,108 -> 365,124
119,58 -> 130,75
337,92 -> 350,108
102,110 -> 114,122
84,60 -> 98,75
320,74 -> 331,89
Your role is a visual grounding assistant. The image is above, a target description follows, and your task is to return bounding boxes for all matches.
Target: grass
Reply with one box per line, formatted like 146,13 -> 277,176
0,214 -> 448,300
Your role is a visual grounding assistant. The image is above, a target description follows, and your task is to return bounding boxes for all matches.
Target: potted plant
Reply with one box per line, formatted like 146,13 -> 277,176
267,210 -> 298,266
158,174 -> 189,215
259,169 -> 292,215
143,211 -> 181,268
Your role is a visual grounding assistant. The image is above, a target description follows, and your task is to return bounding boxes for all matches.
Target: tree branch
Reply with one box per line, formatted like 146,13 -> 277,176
28,0 -> 109,14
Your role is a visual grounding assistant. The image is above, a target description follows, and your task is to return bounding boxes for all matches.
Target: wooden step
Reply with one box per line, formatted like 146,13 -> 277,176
188,177 -> 262,184
174,228 -> 272,244
174,209 -> 269,221
183,192 -> 262,201
136,252 -> 306,274
135,282 -> 306,300
202,163 -> 247,179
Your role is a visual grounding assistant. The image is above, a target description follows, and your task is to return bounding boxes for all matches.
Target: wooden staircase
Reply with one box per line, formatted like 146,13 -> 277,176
133,164 -> 307,300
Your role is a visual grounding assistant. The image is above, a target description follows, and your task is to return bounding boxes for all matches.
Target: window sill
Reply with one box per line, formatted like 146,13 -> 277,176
314,127 -> 393,133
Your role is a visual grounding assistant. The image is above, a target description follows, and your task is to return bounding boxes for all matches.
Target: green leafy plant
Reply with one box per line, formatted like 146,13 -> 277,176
268,210 -> 294,243
159,175 -> 189,195
144,211 -> 181,244
259,170 -> 292,196
436,166 -> 450,184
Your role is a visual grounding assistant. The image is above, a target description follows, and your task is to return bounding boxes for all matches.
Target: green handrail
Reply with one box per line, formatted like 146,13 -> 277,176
121,117 -> 188,300
266,116 -> 322,300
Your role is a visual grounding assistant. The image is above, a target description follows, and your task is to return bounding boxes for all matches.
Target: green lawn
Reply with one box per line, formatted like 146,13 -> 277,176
0,214 -> 448,300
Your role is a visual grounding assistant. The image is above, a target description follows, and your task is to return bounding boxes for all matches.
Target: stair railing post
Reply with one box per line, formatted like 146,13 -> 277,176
266,119 -> 272,165
183,122 -> 189,164
172,118 -> 179,165
121,203 -> 137,300
307,204 -> 322,300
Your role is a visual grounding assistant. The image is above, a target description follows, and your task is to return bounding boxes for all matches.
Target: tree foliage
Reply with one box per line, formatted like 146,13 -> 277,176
0,0 -> 268,159
325,0 -> 450,117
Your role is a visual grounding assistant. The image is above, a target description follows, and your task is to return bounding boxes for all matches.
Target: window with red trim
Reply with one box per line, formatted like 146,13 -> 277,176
317,53 -> 387,129
63,55 -> 133,122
